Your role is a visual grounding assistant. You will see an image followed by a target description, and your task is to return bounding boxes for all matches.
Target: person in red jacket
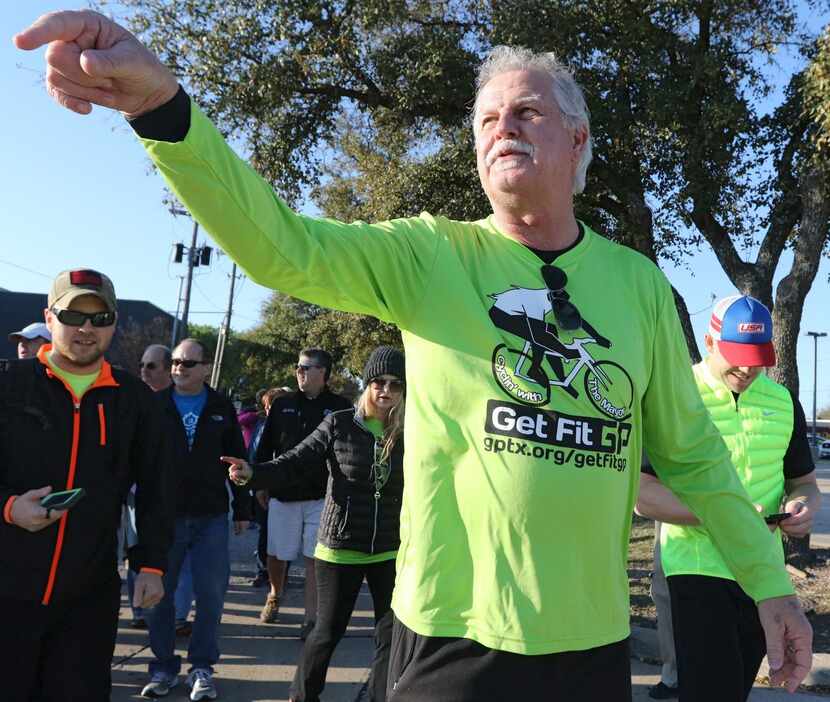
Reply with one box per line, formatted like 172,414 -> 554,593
0,268 -> 174,702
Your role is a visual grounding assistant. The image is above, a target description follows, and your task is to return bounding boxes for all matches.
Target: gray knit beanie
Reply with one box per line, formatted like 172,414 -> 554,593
363,346 -> 405,384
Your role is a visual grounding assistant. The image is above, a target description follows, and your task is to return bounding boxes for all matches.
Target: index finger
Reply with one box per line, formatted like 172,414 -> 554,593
14,10 -> 95,51
220,456 -> 244,467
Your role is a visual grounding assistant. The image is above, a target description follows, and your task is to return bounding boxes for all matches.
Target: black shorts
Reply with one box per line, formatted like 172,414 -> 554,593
387,615 -> 632,702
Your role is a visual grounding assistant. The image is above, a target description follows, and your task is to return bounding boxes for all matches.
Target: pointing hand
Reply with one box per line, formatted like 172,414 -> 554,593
14,10 -> 179,117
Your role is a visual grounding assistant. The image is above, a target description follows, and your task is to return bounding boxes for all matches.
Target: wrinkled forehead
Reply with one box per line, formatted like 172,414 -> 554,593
175,341 -> 204,361
475,69 -> 555,114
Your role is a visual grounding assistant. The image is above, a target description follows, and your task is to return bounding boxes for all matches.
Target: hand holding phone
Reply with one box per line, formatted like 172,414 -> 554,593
764,512 -> 791,524
10,486 -> 68,532
40,488 -> 86,512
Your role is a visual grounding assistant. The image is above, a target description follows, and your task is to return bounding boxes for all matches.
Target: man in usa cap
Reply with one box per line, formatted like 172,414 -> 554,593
637,294 -> 820,701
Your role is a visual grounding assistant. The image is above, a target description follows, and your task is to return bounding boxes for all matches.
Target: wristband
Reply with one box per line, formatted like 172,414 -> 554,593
3,496 -> 17,525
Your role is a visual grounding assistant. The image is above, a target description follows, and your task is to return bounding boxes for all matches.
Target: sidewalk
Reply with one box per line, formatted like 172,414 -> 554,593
111,524 -> 829,700
111,526 -> 374,702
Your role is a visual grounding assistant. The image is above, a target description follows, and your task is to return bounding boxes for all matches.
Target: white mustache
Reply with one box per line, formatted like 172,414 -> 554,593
486,139 -> 534,167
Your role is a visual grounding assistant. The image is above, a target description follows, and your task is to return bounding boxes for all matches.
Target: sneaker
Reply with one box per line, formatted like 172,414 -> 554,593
141,671 -> 179,698
176,619 -> 193,637
260,594 -> 280,623
130,617 -> 148,629
187,668 -> 218,701
250,571 -> 269,588
299,619 -> 315,641
648,682 -> 679,699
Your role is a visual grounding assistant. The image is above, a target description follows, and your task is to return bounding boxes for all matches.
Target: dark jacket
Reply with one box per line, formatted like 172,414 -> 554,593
255,388 -> 352,502
159,385 -> 250,521
0,352 -> 174,605
250,408 -> 404,554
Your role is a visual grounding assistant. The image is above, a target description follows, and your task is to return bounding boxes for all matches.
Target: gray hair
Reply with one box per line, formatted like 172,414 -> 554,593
473,46 -> 593,194
143,343 -> 172,368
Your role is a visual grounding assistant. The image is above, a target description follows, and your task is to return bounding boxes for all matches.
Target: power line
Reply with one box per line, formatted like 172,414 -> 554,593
0,258 -> 52,279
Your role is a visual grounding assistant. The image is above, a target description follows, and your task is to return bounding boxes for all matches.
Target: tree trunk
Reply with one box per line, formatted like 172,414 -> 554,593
672,287 -> 701,363
769,168 -> 830,395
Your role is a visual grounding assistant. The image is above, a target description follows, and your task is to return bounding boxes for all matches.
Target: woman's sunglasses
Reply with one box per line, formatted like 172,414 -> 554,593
370,378 -> 404,392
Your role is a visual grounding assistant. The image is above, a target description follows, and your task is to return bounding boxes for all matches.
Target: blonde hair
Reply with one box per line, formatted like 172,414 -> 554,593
357,384 -> 405,466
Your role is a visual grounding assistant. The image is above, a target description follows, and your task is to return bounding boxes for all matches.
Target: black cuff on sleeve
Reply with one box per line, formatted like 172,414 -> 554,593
127,86 -> 191,143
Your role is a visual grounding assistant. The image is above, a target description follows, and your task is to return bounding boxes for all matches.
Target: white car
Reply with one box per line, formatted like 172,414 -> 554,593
819,440 -> 830,460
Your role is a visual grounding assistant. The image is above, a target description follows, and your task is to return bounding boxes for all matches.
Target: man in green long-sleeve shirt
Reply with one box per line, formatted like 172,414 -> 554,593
15,11 -> 812,701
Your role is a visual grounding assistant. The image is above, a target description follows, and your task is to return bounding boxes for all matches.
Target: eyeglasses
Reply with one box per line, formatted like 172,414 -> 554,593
51,307 -> 116,328
370,378 -> 404,392
172,358 -> 207,368
540,265 -> 582,331
139,361 -> 158,370
296,364 -> 323,373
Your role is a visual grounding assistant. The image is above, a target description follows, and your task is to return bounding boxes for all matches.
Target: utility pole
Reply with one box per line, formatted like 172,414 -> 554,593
807,331 -> 827,446
210,263 -> 241,390
170,275 -> 185,349
180,218 -> 199,342
169,208 -> 212,347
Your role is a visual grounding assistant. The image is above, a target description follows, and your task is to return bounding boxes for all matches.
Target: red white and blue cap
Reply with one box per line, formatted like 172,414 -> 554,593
709,295 -> 776,367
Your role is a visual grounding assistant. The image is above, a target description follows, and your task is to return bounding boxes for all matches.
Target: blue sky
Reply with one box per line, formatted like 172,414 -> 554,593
2,4 -> 829,414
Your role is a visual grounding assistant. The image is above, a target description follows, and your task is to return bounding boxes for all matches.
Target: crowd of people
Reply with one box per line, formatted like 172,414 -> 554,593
3,8 -> 824,702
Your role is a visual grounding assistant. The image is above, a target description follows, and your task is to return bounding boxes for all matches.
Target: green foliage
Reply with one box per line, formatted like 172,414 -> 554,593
245,293 -> 400,392
185,301 -> 400,399
109,0 -> 829,382
804,27 -> 830,165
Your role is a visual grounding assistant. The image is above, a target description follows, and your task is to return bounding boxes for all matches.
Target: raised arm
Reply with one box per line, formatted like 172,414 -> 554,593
14,10 -> 178,118
15,10 -> 438,328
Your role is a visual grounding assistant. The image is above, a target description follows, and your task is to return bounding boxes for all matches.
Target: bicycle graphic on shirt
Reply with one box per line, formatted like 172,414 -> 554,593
491,334 -> 634,419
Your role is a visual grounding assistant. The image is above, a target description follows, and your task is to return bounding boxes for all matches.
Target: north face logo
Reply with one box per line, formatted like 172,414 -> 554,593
739,322 -> 764,333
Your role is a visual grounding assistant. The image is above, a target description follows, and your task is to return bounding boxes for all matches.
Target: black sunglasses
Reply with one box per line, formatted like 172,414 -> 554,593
172,358 -> 207,368
370,378 -> 404,392
51,307 -> 116,328
540,265 -> 582,331
138,361 -> 158,370
296,364 -> 323,372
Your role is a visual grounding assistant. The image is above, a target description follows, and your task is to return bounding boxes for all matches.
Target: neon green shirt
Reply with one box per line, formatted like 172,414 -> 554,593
313,415 -> 398,564
139,103 -> 793,654
47,351 -> 99,399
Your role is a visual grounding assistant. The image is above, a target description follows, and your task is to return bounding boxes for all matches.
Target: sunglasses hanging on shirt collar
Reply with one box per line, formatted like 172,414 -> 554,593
540,265 -> 582,331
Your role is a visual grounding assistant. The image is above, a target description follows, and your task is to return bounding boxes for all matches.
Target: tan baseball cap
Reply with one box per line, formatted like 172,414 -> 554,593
48,269 -> 117,312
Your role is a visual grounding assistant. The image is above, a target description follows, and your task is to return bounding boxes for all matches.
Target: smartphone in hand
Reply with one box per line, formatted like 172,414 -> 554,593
40,488 -> 86,511
764,512 -> 791,524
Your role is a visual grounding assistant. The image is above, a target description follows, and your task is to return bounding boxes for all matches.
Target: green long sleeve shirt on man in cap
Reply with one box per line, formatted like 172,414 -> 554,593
133,96 -> 793,655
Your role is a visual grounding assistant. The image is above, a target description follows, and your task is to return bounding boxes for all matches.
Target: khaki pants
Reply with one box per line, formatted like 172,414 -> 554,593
651,522 -> 678,687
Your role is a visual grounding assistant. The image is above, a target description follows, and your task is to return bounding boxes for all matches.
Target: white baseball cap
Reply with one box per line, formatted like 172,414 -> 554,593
8,322 -> 52,344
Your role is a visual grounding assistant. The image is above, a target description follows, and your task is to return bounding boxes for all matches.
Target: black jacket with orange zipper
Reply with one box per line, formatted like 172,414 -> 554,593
0,346 -> 174,605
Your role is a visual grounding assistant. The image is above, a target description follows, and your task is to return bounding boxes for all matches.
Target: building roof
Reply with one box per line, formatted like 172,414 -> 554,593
0,290 -> 174,366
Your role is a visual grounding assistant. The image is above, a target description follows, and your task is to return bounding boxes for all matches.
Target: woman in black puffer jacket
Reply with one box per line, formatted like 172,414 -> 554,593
225,346 -> 405,702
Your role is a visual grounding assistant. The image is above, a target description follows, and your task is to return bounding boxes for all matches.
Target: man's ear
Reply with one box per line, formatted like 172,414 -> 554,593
703,333 -> 715,354
572,125 -> 589,160
44,307 -> 54,333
